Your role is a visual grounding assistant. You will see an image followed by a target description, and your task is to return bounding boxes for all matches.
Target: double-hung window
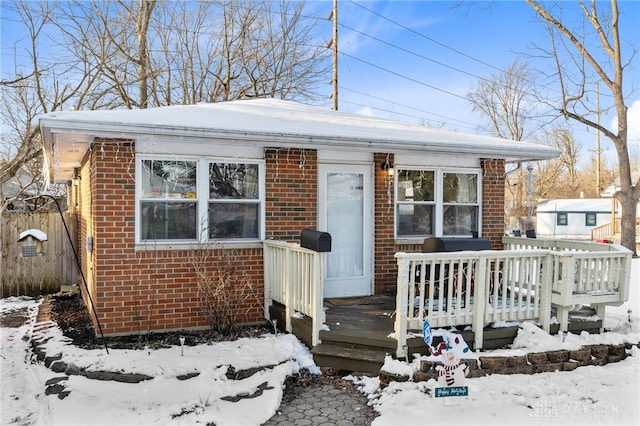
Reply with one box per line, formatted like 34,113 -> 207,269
395,168 -> 481,238
138,157 -> 263,244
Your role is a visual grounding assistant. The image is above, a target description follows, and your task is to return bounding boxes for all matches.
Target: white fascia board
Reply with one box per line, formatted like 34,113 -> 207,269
42,118 -> 560,160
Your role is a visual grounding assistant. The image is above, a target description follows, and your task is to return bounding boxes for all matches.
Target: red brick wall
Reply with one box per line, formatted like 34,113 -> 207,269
374,153 -> 397,295
265,148 -> 318,240
481,158 -> 506,250
79,142 -> 506,333
82,140 -> 264,336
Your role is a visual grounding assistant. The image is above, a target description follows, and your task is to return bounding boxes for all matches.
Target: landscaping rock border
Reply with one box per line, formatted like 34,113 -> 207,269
382,342 -> 639,388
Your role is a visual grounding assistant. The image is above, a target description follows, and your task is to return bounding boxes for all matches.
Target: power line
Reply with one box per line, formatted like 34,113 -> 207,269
347,0 -> 504,74
339,86 -> 479,130
340,51 -> 467,101
340,21 -> 492,82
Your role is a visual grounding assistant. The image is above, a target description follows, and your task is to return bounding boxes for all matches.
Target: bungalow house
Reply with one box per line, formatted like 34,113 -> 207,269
40,98 -> 561,337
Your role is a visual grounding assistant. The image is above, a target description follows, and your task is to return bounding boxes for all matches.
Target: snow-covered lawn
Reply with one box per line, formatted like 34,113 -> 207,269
1,259 -> 639,426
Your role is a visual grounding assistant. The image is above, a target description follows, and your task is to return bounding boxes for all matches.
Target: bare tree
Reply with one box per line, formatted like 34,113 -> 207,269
576,155 -> 617,199
467,59 -> 538,141
147,0 -> 329,104
1,1 -> 86,205
1,0 -> 329,201
526,0 -> 639,253
467,60 -> 540,219
530,124 -> 583,198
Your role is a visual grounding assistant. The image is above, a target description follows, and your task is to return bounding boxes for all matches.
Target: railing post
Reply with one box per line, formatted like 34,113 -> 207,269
310,252 -> 325,346
539,253 -> 553,333
619,249 -> 632,302
262,243 -> 271,320
556,253 -> 575,333
284,248 -> 293,333
394,255 -> 410,358
472,253 -> 488,350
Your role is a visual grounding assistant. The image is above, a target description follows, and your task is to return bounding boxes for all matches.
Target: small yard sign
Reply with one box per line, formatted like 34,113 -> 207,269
435,386 -> 469,398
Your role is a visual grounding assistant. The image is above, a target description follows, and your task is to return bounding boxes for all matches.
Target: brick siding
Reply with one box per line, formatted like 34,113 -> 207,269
78,142 -> 506,335
265,148 -> 318,241
80,140 -> 264,336
480,158 -> 506,250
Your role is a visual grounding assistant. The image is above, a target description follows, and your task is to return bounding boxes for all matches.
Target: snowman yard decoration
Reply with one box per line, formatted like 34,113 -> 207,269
423,320 -> 473,398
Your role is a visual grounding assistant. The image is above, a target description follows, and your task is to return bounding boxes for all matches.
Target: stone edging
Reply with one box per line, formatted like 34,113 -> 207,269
380,343 -> 639,388
30,299 -> 276,401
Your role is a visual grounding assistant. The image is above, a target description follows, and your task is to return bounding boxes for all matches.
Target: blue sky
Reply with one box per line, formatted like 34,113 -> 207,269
2,0 -> 639,167
307,0 -> 640,166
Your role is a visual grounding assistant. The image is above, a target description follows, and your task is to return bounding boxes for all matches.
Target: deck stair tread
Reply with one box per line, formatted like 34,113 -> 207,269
319,330 -> 397,350
311,341 -> 389,373
311,342 -> 389,363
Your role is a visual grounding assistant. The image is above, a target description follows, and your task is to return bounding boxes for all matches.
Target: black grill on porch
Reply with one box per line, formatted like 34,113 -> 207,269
422,236 -> 492,253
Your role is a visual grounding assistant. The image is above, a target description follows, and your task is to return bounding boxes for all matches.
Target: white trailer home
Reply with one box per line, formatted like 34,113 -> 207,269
536,198 -> 617,239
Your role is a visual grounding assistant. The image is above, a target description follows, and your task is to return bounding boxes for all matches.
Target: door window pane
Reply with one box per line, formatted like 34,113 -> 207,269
327,173 -> 363,278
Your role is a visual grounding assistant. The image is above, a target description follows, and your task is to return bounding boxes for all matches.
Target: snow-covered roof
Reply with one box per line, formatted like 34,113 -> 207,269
536,198 -> 618,213
18,229 -> 48,242
40,98 -> 561,183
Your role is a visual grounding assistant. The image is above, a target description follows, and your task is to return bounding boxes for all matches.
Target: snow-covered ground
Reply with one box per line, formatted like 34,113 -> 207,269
1,259 -> 639,426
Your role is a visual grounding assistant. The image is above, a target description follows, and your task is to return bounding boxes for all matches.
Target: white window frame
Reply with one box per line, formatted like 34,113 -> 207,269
135,155 -> 265,247
394,166 -> 482,239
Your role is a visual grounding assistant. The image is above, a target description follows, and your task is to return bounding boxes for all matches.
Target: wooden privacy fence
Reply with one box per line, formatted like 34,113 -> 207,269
1,211 -> 78,297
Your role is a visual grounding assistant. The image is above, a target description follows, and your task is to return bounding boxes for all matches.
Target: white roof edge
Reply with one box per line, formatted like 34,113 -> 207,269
39,117 -> 561,162
39,99 -> 562,183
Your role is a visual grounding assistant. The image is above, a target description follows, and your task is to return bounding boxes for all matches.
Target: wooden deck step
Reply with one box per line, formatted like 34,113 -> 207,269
311,342 -> 389,374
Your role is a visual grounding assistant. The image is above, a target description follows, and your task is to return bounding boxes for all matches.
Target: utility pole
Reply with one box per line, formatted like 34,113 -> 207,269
328,0 -> 338,110
596,82 -> 601,197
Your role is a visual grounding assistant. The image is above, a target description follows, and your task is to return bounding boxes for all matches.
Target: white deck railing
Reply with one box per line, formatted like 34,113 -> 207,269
263,237 -> 631,359
394,237 -> 632,357
394,249 -> 553,354
263,240 -> 326,346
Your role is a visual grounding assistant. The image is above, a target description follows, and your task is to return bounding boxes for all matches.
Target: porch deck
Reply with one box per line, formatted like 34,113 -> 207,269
264,237 -> 631,374
283,296 -> 602,373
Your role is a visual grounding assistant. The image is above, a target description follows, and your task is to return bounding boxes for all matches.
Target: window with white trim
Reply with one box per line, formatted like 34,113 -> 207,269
395,168 -> 481,238
138,157 -> 263,243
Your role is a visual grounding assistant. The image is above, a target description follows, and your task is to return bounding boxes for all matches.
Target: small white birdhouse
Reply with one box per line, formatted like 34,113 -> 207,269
18,229 -> 48,257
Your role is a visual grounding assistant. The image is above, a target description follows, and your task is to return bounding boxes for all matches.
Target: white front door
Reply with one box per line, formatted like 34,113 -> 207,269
318,164 -> 373,298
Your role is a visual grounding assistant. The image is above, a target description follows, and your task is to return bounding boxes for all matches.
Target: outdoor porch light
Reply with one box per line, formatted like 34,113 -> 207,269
380,161 -> 394,176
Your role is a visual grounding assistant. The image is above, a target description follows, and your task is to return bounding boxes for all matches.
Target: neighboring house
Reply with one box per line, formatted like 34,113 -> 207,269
39,99 -> 559,336
536,198 -> 618,238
